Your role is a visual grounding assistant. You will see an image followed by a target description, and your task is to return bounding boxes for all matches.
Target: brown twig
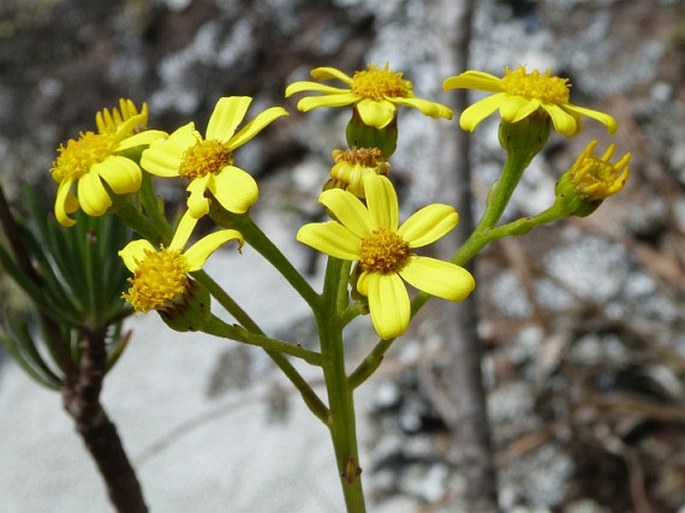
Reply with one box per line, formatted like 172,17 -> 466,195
62,327 -> 149,513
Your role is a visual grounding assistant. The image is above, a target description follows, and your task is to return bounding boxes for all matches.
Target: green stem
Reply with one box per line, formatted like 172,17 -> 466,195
318,257 -> 366,513
451,204 -> 564,267
339,302 -> 366,329
202,314 -> 323,365
111,198 -> 171,245
138,173 -> 170,233
476,150 -> 531,231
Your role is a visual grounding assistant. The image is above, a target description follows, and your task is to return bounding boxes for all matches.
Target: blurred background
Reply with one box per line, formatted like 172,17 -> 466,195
1,0 -> 685,512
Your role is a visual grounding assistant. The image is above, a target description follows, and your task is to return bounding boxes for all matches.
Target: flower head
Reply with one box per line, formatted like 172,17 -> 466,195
51,99 -> 166,226
286,64 -> 453,129
325,147 -> 390,197
297,175 -> 475,339
568,140 -> 631,200
141,96 -> 287,218
120,211 -> 242,313
554,140 -> 630,217
443,66 -> 617,136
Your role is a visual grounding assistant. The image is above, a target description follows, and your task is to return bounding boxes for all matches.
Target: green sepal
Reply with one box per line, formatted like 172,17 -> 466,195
497,112 -> 551,166
553,171 -> 603,217
158,278 -> 211,332
346,108 -> 398,158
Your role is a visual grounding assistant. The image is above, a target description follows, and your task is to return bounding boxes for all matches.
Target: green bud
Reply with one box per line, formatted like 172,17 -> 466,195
553,140 -> 631,217
498,111 -> 551,164
346,107 -> 398,158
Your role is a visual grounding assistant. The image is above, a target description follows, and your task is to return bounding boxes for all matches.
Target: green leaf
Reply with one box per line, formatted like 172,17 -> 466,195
1,315 -> 63,390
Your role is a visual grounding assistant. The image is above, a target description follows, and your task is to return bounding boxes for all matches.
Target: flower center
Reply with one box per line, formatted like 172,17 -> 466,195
178,139 -> 234,180
501,66 -> 571,105
334,147 -> 385,167
51,131 -> 116,181
359,228 -> 411,274
123,248 -> 190,313
351,64 -> 410,101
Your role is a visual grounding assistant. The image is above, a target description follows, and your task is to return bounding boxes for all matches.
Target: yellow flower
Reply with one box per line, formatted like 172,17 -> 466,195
285,64 -> 453,129
297,175 -> 475,339
326,147 -> 390,197
140,96 -> 288,219
51,99 -> 166,227
120,211 -> 243,313
443,66 -> 617,136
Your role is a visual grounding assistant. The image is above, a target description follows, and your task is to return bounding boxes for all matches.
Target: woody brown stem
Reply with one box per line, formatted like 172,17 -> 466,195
62,328 -> 148,513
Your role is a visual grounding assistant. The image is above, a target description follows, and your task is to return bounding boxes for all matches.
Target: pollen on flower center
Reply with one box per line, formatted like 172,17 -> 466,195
501,66 -> 571,105
51,131 -> 116,181
123,248 -> 190,313
334,147 -> 384,167
178,139 -> 234,180
351,64 -> 410,101
359,228 -> 411,274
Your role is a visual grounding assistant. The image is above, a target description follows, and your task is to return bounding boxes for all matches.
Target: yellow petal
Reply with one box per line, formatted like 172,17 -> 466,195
544,104 -> 579,137
393,97 -> 453,120
356,270 -> 370,297
459,93 -> 506,131
118,239 -> 156,272
443,70 -> 503,92
318,188 -> 372,238
94,156 -> 141,194
296,92 -> 359,112
564,103 -> 618,135
366,273 -> 410,339
397,204 -> 458,248
141,123 -> 198,177
296,222 -> 361,260
508,98 -> 541,124
54,179 -> 77,227
399,256 -> 475,301
207,166 -> 259,214
285,81 -> 350,97
499,96 -> 535,122
310,67 -> 353,84
184,229 -> 243,271
186,175 -> 210,218
116,129 -> 168,151
77,171 -> 112,216
227,106 -> 288,150
356,98 -> 396,129
205,96 -> 251,142
169,210 -> 198,250
363,175 -> 398,231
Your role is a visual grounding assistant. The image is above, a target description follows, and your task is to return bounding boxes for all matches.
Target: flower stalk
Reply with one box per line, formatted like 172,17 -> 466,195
318,257 -> 366,512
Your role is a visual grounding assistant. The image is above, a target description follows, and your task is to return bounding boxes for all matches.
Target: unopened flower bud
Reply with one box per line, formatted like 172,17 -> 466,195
554,140 -> 631,217
325,147 -> 390,197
